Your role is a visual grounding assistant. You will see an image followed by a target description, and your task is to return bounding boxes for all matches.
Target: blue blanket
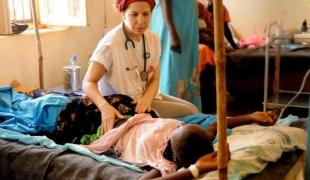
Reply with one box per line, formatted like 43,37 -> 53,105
0,86 -> 69,134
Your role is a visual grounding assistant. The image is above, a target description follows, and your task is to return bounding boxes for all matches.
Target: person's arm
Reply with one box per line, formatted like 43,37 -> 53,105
206,111 -> 277,140
160,0 -> 181,53
82,62 -> 124,133
139,168 -> 193,180
135,65 -> 160,113
139,151 -> 218,179
224,22 -> 238,49
139,169 -> 161,179
199,28 -> 214,50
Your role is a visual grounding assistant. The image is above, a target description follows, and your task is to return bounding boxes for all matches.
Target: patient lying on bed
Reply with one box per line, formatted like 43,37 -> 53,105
84,111 -> 277,179
2,87 -> 303,179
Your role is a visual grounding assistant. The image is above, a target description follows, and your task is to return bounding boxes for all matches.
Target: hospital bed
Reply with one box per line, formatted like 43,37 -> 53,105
0,86 -> 307,180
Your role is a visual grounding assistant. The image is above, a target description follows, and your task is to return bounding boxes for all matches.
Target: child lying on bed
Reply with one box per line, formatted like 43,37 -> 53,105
0,87 -> 278,178
84,111 -> 277,179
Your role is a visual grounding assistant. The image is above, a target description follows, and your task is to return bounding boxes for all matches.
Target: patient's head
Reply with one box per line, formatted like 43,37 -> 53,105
170,124 -> 214,168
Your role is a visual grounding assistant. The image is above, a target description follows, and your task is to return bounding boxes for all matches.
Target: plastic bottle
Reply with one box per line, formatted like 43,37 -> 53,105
274,19 -> 284,44
275,19 -> 284,37
71,54 -> 78,66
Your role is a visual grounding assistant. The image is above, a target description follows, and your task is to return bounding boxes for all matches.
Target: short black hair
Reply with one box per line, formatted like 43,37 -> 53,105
171,124 -> 214,168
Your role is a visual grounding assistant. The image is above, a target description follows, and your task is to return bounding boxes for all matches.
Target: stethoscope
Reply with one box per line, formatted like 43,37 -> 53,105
122,23 -> 150,81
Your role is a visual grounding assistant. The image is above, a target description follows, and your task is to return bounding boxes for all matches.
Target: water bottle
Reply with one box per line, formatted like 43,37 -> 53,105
275,19 -> 284,37
274,19 -> 284,44
63,54 -> 81,92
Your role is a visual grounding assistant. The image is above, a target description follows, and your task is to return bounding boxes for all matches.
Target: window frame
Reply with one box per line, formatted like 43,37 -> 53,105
0,0 -> 12,34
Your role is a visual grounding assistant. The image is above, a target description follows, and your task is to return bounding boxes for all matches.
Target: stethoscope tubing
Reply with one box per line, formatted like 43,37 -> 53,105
122,23 -> 150,75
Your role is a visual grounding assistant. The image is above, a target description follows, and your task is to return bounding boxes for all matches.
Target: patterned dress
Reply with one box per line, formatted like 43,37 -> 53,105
50,94 -> 158,144
150,0 -> 201,110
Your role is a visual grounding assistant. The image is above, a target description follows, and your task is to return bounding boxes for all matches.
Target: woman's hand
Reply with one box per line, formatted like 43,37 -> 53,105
100,104 -> 124,134
170,31 -> 181,53
160,0 -> 181,54
133,95 -> 153,114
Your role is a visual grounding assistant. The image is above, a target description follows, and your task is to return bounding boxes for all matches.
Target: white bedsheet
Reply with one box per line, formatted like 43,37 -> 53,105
199,124 -> 307,180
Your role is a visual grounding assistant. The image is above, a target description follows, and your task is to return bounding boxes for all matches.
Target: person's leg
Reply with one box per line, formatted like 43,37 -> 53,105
200,64 -> 216,114
161,93 -> 199,113
151,94 -> 199,118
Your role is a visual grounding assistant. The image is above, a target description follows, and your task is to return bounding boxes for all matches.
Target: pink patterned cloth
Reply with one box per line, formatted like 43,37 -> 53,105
86,113 -> 183,176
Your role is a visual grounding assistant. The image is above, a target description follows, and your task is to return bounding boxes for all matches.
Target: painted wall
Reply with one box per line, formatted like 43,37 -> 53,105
0,0 -> 121,88
1,0 -> 310,88
222,0 -> 310,37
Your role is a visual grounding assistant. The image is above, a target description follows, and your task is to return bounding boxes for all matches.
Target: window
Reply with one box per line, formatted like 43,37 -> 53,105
9,0 -> 32,23
38,0 -> 87,26
0,0 -> 87,34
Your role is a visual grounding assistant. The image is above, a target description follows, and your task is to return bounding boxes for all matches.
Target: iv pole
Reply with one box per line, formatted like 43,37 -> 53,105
30,0 -> 44,89
213,0 -> 228,179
